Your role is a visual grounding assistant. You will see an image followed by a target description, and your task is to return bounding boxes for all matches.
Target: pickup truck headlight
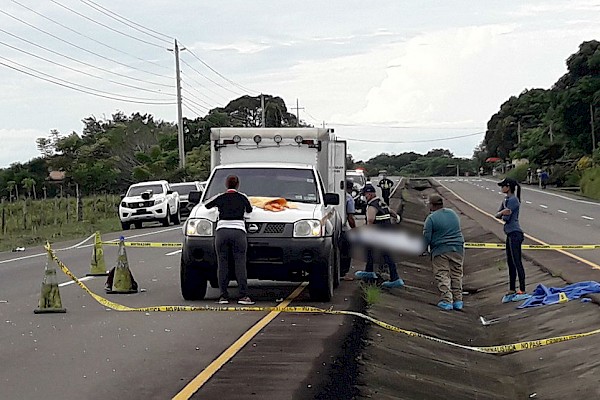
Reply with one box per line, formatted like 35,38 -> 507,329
155,198 -> 164,205
293,220 -> 322,237
186,219 -> 213,236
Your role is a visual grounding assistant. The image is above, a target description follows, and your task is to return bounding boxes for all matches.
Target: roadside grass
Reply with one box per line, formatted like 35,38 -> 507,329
361,283 -> 382,307
1,195 -> 121,252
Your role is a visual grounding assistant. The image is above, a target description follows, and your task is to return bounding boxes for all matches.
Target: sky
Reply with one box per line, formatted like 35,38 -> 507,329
1,0 -> 599,168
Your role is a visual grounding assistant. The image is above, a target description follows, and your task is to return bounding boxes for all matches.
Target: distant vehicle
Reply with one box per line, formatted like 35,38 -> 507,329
378,169 -> 388,176
346,170 -> 367,214
171,181 -> 206,218
119,180 -> 180,230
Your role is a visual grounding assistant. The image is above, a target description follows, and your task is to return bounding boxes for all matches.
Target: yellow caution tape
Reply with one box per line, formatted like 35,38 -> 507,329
465,243 -> 600,250
101,241 -> 182,248
44,245 -> 600,355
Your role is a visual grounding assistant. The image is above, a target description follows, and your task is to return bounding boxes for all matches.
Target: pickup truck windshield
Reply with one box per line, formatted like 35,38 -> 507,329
205,168 -> 319,204
347,172 -> 366,187
127,184 -> 164,196
171,184 -> 197,195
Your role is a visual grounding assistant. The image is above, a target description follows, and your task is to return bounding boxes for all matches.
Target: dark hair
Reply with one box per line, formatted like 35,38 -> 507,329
225,175 -> 239,189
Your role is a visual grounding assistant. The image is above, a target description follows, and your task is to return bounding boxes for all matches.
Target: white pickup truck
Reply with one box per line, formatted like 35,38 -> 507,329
181,128 -> 347,302
119,180 -> 180,230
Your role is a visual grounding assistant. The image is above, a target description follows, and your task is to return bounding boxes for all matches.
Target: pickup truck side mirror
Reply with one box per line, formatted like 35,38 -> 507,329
167,190 -> 174,195
188,190 -> 202,205
120,194 -> 126,200
324,193 -> 339,206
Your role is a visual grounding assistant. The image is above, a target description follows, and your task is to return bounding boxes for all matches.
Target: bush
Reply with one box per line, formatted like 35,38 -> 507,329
580,167 -> 600,199
506,164 -> 529,183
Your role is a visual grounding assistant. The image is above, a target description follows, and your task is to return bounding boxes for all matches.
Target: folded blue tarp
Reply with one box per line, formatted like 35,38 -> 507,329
518,281 -> 600,308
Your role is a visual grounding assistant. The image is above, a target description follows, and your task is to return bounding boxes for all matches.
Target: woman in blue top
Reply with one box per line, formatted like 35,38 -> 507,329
496,178 -> 530,303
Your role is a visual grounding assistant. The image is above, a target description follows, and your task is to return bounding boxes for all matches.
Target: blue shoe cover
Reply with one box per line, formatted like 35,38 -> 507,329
355,271 -> 377,279
381,279 -> 404,288
511,293 -> 531,302
437,301 -> 453,311
501,293 -> 515,303
453,301 -> 464,310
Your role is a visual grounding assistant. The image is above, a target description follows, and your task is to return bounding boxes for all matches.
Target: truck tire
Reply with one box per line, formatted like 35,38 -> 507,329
121,221 -> 130,230
172,207 -> 181,225
333,242 -> 341,289
134,221 -> 143,229
309,251 -> 334,302
180,260 -> 207,300
161,207 -> 171,227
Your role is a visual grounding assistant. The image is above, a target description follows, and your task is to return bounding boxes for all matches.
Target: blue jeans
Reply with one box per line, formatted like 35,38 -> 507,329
506,231 -> 526,292
365,247 -> 399,281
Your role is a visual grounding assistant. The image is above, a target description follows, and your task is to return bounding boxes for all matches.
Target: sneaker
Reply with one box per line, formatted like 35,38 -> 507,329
238,296 -> 255,305
501,292 -> 516,303
217,297 -> 229,304
453,301 -> 464,310
355,271 -> 377,280
381,278 -> 405,288
437,301 -> 453,311
512,291 -> 531,302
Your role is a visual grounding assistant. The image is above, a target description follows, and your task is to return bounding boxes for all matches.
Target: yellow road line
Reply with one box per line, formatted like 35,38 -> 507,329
171,283 -> 307,399
435,179 -> 600,271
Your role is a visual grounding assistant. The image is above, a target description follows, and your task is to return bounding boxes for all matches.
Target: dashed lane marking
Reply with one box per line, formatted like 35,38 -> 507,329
582,215 -> 595,221
558,210 -> 568,214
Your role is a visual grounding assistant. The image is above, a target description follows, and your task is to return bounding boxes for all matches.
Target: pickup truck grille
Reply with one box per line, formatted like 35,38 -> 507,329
127,200 -> 154,208
246,223 -> 287,235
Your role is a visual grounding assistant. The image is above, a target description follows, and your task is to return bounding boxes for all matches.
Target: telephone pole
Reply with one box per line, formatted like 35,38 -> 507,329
291,99 -> 304,127
173,39 -> 185,168
517,121 -> 521,143
261,94 -> 265,127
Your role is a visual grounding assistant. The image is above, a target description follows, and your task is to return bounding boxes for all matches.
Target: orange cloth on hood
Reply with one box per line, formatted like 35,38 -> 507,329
249,197 -> 298,212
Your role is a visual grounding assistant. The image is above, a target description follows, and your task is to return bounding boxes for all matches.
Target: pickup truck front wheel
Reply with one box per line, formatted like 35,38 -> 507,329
121,221 -> 131,230
172,207 -> 181,225
180,260 -> 207,300
161,207 -> 171,227
309,251 -> 334,302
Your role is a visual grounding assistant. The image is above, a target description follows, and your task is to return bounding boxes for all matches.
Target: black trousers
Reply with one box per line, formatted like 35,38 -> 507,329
506,231 -> 526,292
215,228 -> 248,298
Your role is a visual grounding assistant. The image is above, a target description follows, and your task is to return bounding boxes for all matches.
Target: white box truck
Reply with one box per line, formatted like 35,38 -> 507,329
181,127 -> 347,301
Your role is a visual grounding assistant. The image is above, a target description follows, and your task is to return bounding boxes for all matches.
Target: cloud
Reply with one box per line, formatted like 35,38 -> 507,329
0,128 -> 45,168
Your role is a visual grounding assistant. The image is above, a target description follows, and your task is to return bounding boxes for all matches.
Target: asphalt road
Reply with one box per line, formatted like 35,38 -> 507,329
434,176 -> 600,265
0,221 -> 361,399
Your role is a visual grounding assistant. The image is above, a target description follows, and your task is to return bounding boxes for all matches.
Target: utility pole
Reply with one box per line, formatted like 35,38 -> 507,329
291,99 -> 304,127
591,104 -> 596,152
517,121 -> 521,143
549,122 -> 553,143
261,94 -> 265,127
174,39 -> 185,168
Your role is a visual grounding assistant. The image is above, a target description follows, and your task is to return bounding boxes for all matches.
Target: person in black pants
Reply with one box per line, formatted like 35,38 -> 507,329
205,175 -> 254,305
377,174 -> 394,205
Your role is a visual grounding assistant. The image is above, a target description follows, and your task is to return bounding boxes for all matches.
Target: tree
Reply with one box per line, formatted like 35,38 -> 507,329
6,180 -> 17,201
21,177 -> 36,199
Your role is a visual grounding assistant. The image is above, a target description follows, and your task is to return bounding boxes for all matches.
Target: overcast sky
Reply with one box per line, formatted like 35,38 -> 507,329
1,0 -> 599,168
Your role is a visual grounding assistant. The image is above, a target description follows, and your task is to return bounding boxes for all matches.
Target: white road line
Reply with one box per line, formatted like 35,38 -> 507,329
59,276 -> 94,287
166,249 -> 182,256
582,215 -> 595,220
558,210 -> 568,214
525,201 -> 532,204
540,205 -> 548,209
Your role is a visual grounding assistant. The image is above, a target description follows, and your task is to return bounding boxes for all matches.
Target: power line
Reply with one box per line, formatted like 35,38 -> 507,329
0,39 -> 175,97
339,131 -> 484,144
182,95 -> 210,113
49,0 -> 166,49
180,73 -> 230,104
0,9 -> 173,80
78,0 -> 173,44
0,27 -> 173,88
180,58 -> 243,96
181,46 -> 260,95
0,56 -> 176,105
182,103 -> 205,119
181,88 -> 215,109
9,0 -> 171,71
327,121 -> 484,130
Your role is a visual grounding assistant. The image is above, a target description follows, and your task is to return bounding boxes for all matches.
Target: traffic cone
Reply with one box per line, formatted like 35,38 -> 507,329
105,236 -> 138,294
87,231 -> 108,276
34,247 -> 67,314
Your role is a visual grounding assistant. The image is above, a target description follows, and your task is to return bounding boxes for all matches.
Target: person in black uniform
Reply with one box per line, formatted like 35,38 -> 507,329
377,174 -> 394,205
354,185 -> 404,288
205,175 -> 254,305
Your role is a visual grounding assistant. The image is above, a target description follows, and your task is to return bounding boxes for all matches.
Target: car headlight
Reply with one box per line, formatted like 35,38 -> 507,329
121,202 -> 126,207
155,198 -> 164,205
293,220 -> 322,237
186,219 -> 213,236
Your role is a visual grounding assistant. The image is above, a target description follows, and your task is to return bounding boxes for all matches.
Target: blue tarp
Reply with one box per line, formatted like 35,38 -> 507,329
518,281 -> 600,308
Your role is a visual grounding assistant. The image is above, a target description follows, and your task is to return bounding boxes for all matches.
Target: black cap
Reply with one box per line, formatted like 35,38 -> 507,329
497,177 -> 518,187
363,185 -> 376,193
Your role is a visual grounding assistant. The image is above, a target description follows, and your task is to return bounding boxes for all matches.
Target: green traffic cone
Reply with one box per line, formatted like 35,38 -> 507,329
87,231 -> 108,276
34,248 -> 66,314
106,236 -> 138,294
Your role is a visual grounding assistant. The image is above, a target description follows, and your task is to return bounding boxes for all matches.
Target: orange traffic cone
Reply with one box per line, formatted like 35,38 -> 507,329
34,245 -> 67,314
87,231 -> 108,276
105,236 -> 138,294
